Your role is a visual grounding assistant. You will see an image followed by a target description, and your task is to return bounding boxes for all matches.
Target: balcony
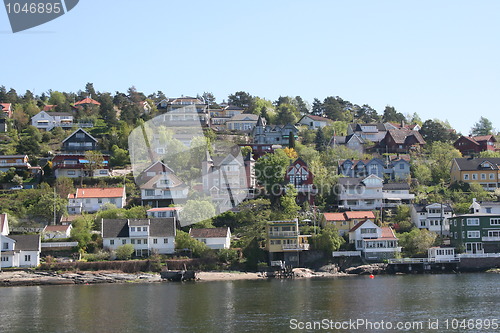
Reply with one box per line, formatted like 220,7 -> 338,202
482,236 -> 500,242
282,243 -> 310,251
269,231 -> 298,237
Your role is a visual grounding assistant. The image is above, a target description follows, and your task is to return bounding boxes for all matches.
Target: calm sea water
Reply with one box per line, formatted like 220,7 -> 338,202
0,274 -> 499,333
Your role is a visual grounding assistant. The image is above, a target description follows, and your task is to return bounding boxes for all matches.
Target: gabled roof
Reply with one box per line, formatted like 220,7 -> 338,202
349,219 -> 372,232
379,227 -> 397,240
453,158 -> 500,171
102,218 -> 176,238
43,225 -> 72,233
189,227 -> 230,238
299,114 -> 333,123
0,103 -> 11,110
386,129 -> 425,145
45,111 -> 73,117
323,213 -> 346,221
8,234 -> 41,251
74,97 -> 101,106
140,173 -> 187,190
62,128 -> 98,144
69,187 -> 125,199
43,105 -> 57,112
0,154 -> 28,159
344,211 -> 376,220
227,113 -> 259,122
350,123 -> 388,132
455,135 -> 496,146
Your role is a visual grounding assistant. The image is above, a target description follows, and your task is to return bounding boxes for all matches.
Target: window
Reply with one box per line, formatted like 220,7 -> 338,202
131,239 -> 135,244
361,228 -> 377,234
85,199 -> 91,204
99,170 -> 108,175
1,257 -> 8,262
481,173 -> 486,180
467,231 -> 480,238
144,239 -> 148,244
153,239 -> 158,244
464,174 -> 469,180
490,173 -> 496,180
110,198 -> 116,205
467,218 -> 480,226
143,227 -> 148,232
122,239 -> 126,245
110,240 -> 114,245
399,163 -> 405,169
488,230 -> 500,238
486,208 -> 492,214
137,239 -> 141,244
98,198 -> 103,204
472,174 -> 478,180
163,238 -> 168,244
145,189 -> 155,196
68,170 -> 76,175
491,218 -> 500,225
24,255 -> 31,262
131,227 -> 135,232
2,242 -> 8,250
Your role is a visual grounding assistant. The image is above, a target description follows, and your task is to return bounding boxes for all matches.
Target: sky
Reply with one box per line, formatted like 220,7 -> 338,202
1,0 -> 499,135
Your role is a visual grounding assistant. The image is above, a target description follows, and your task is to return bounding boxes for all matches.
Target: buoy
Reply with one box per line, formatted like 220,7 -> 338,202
369,274 -> 374,279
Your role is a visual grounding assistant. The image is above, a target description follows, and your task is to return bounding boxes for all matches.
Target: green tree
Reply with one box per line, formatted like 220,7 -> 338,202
471,117 -> 494,136
310,224 -> 344,252
115,244 -> 135,260
180,200 -> 216,227
426,142 -> 462,183
70,215 -> 95,251
255,149 -> 290,207
420,119 -> 454,144
175,230 -> 210,257
275,103 -> 298,125
55,177 -> 75,199
315,127 -> 327,152
84,151 -> 104,177
272,184 -> 300,220
110,145 -> 130,167
398,229 -> 437,257
27,191 -> 67,221
228,91 -> 253,108
382,105 -> 405,123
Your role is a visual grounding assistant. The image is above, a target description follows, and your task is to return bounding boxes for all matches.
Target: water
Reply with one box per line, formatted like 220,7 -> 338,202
0,274 -> 499,332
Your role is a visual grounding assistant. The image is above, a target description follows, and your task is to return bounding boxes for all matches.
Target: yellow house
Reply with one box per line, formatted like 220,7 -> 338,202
450,158 -> 500,191
266,219 -> 310,266
322,211 -> 376,236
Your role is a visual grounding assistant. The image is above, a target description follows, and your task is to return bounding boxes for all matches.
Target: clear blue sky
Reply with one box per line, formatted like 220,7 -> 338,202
1,0 -> 499,135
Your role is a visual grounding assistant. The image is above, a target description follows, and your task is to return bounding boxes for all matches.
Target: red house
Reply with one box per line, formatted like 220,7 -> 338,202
454,135 -> 497,156
284,158 -> 316,205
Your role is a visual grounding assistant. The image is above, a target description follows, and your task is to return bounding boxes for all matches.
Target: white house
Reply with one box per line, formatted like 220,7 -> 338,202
101,218 -> 176,256
469,198 -> 500,214
298,115 -> 332,129
31,111 -> 74,131
189,227 -> 231,249
348,219 -> 401,260
1,234 -> 41,268
225,113 -> 260,133
147,207 -> 182,219
338,174 -> 384,210
382,183 -> 415,208
42,224 -> 73,239
138,162 -> 189,207
67,187 -> 126,214
411,203 -> 453,236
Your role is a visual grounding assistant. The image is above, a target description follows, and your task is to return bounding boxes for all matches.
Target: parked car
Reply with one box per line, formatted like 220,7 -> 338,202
10,185 -> 23,190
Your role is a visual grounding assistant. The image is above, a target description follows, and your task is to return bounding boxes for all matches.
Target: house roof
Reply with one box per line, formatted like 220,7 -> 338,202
8,234 -> 40,251
102,218 -> 176,238
43,225 -> 72,233
43,105 -> 57,112
453,158 -> 500,171
350,123 -> 388,132
62,128 -> 98,143
386,129 -> 425,145
349,219 -> 371,232
147,207 -> 182,212
227,113 -> 259,122
0,103 -> 11,110
383,183 -> 410,190
344,211 -> 376,219
300,115 -> 332,123
74,97 -> 101,106
46,111 -> 73,117
0,154 -> 28,159
139,173 -> 187,190
456,135 -> 497,146
378,227 -> 398,240
69,187 -> 125,199
323,213 -> 346,221
189,227 -> 230,238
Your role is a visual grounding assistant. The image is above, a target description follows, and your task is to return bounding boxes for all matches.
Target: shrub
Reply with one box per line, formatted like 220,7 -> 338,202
115,244 -> 135,260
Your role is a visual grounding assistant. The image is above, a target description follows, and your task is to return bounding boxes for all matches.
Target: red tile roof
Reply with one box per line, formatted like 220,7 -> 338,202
379,227 -> 397,239
74,98 -> 101,106
323,213 -> 346,221
344,211 -> 376,219
69,187 -> 125,199
43,105 -> 57,112
189,227 -> 230,238
147,207 -> 181,212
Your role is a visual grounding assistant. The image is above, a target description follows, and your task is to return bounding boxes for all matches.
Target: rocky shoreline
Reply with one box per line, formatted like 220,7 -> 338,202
0,264 -> 388,287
